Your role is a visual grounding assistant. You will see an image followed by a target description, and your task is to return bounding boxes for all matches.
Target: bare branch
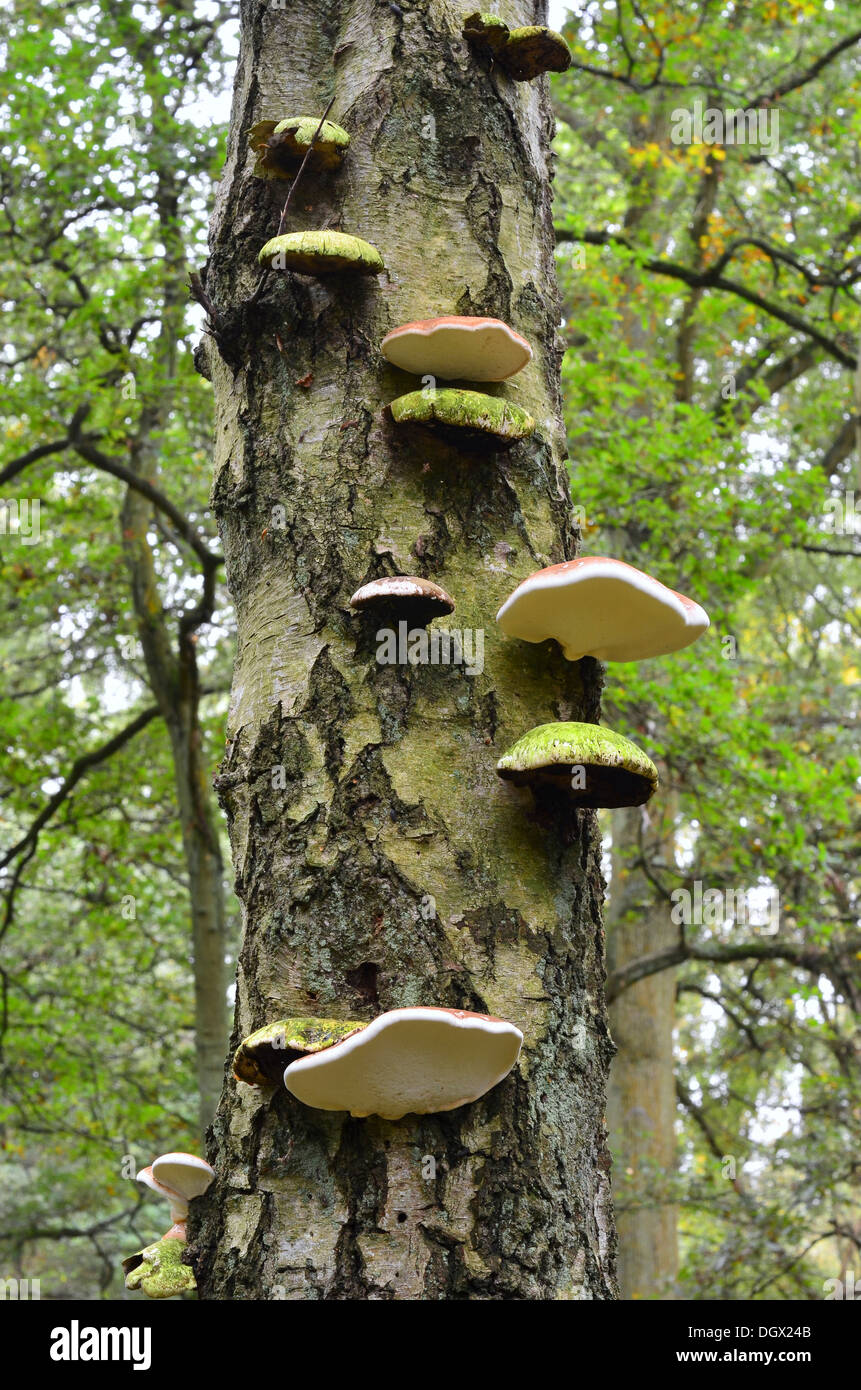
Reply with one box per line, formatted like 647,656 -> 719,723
556,228 -> 858,369
0,406 -> 222,573
752,28 -> 861,104
0,706 -> 160,870
607,936 -> 861,1002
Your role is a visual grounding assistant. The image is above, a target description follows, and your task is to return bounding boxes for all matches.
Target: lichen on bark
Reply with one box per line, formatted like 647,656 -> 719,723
191,0 -> 617,1300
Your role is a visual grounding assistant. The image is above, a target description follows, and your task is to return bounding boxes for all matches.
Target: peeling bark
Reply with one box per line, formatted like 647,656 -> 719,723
192,0 -> 617,1299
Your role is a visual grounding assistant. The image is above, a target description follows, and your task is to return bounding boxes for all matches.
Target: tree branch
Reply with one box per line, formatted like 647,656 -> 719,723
0,406 -> 222,573
555,228 -> 857,369
820,416 -> 858,477
607,936 -> 861,1002
752,28 -> 861,104
0,705 -> 160,870
793,543 -> 861,558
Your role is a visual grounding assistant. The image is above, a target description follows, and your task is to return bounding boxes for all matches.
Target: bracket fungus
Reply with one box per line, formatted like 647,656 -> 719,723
496,721 -> 658,808
281,1007 -> 523,1119
381,316 -> 532,382
503,26 -> 572,80
496,556 -> 710,662
123,1238 -> 197,1299
258,230 -> 384,277
462,11 -> 511,63
125,1152 -> 214,1299
350,576 -> 455,628
233,1016 -> 368,1086
389,387 -> 535,445
462,14 -> 572,80
135,1152 -> 215,1231
249,116 -> 350,178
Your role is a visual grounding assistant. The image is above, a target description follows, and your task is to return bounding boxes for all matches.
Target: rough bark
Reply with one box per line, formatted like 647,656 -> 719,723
192,0 -> 617,1299
606,805 -> 678,1299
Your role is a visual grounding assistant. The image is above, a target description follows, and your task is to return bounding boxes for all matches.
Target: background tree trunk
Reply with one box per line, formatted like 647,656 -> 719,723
192,0 -> 617,1299
606,806 -> 678,1300
121,137 -> 228,1136
595,111 -> 679,1298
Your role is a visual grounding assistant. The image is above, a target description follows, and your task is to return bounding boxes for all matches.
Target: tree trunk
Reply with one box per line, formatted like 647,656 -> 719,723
192,0 -> 617,1299
606,805 -> 678,1299
121,150 -> 228,1135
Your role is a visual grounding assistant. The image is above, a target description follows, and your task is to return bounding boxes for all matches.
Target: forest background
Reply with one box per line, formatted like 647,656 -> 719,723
0,0 -> 858,1300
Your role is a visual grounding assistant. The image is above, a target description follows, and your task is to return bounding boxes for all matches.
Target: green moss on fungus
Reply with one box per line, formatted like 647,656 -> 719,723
233,1017 -> 368,1085
123,1238 -> 196,1299
496,721 -> 658,808
258,231 -> 384,276
389,387 -> 535,444
249,117 -> 351,179
502,26 -> 572,80
462,14 -> 571,80
462,11 -> 511,61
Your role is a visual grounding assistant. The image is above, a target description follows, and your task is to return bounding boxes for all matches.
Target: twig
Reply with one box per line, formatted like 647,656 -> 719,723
275,98 -> 336,236
248,97 -> 337,307
188,270 -> 220,328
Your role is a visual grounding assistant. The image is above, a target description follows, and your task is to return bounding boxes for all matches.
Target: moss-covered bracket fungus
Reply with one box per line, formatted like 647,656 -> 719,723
496,556 -> 710,662
122,1238 -> 197,1300
497,721 -> 658,809
381,315 -> 533,382
235,1007 -> 523,1119
233,1017 -> 368,1086
503,25 -> 573,80
350,575 -> 455,628
258,230 -> 384,277
462,13 -> 572,80
249,116 -> 350,179
462,10 -> 511,64
389,387 -> 535,445
124,1152 -> 214,1297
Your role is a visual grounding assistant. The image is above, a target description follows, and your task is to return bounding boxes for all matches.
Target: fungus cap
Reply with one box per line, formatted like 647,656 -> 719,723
249,117 -> 350,178
283,1006 -> 523,1119
258,230 -> 384,276
350,576 -> 455,626
462,12 -> 511,59
150,1152 -> 215,1204
381,316 -> 532,382
496,556 -> 710,661
462,15 -> 571,79
503,26 -> 572,80
496,721 -> 658,808
389,387 -> 535,443
233,1017 -> 368,1086
135,1164 -> 189,1220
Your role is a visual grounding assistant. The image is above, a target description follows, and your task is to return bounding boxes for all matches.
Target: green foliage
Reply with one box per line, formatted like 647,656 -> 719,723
554,0 -> 860,1298
0,0 -> 858,1302
0,0 -> 235,1297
